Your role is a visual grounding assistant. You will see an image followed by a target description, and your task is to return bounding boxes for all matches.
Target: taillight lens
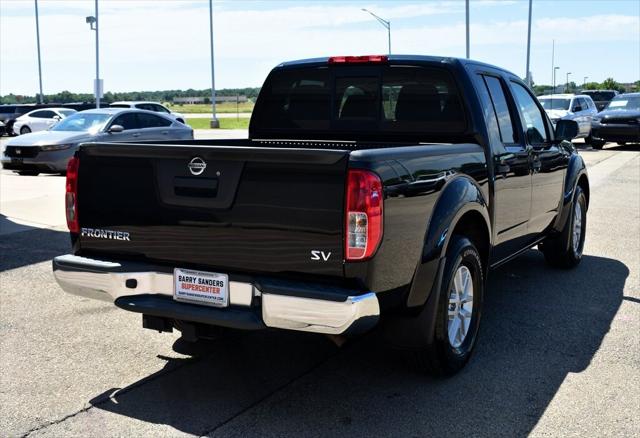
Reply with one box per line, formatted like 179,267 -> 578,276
345,169 -> 383,260
65,157 -> 79,233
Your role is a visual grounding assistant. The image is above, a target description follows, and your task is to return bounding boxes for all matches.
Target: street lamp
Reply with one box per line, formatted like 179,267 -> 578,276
553,66 -> 560,94
465,0 -> 470,59
361,9 -> 391,55
583,76 -> 588,88
86,0 -> 100,109
208,0 -> 219,128
525,0 -> 533,86
566,72 -> 571,93
34,0 -> 44,103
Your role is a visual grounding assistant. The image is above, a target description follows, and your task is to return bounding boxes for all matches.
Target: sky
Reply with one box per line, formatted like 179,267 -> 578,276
1,0 -> 639,96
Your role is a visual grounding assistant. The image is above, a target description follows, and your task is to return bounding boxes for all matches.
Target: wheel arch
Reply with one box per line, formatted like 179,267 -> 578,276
553,153 -> 589,232
383,177 -> 491,350
406,175 -> 491,308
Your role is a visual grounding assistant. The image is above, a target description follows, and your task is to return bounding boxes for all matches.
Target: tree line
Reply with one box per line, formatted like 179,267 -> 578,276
532,78 -> 639,96
0,87 -> 262,105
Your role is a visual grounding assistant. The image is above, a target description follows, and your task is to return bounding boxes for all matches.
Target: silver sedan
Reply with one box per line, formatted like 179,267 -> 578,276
1,108 -> 193,175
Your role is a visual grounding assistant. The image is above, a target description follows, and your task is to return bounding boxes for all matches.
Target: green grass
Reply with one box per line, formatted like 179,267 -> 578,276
186,118 -> 250,130
167,102 -> 254,114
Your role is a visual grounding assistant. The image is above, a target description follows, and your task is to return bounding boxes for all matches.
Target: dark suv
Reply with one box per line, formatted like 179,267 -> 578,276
581,90 -> 619,112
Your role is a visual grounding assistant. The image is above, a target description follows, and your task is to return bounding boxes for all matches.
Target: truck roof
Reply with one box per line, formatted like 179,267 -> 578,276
276,55 -> 519,78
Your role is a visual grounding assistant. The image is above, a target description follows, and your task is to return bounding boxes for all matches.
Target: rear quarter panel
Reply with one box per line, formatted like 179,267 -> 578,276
345,144 -> 489,295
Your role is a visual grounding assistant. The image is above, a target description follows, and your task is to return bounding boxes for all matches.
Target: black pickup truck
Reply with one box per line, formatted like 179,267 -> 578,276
53,55 -> 589,375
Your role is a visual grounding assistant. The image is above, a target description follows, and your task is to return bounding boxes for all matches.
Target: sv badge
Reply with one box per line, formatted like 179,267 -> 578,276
310,250 -> 332,261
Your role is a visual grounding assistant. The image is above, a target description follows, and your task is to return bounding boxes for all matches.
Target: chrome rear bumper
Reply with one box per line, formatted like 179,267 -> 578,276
52,254 -> 379,336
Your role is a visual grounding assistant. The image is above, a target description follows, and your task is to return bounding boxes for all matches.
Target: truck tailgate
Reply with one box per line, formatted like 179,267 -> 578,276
76,143 -> 349,278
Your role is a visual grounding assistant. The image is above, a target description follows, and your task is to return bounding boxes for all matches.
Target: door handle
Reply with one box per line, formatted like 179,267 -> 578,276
162,131 -> 169,135
132,133 -> 141,137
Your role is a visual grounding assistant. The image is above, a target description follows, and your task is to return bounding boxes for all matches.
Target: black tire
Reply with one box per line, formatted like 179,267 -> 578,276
411,235 -> 484,376
20,126 -> 31,135
17,170 -> 40,176
589,138 -> 605,149
540,186 -> 587,269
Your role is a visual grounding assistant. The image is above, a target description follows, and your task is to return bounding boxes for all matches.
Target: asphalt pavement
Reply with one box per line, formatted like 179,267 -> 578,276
0,135 -> 638,437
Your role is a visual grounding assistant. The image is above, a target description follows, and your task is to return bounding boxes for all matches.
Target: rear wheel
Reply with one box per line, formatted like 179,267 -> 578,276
411,235 -> 484,376
540,185 -> 587,268
20,126 -> 31,135
589,137 -> 605,149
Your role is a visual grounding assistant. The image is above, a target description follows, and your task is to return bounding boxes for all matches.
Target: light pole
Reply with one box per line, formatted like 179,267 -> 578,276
85,0 -> 100,109
553,66 -> 559,94
550,39 -> 555,95
466,0 -> 470,59
208,0 -> 219,128
583,76 -> 588,88
525,0 -> 532,86
361,9 -> 391,55
566,72 -> 571,93
34,0 -> 44,103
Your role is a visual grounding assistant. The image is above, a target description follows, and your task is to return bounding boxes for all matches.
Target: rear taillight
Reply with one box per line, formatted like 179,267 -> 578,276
65,157 -> 79,233
345,169 -> 383,261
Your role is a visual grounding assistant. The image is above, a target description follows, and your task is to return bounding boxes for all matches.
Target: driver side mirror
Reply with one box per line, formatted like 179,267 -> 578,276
52,115 -> 61,121
555,119 -> 579,142
108,124 -> 124,133
573,106 -> 582,112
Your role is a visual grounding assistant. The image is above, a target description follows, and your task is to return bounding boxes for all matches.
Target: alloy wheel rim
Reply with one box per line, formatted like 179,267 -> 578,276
447,265 -> 474,348
572,201 -> 583,254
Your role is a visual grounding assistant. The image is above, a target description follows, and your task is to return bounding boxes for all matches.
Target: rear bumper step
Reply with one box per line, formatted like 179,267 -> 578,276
52,254 -> 379,335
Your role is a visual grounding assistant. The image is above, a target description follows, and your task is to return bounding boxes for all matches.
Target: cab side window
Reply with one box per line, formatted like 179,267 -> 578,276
481,75 -> 517,144
510,82 -> 549,145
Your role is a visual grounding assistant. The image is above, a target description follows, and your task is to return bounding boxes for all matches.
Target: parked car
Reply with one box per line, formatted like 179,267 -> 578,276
13,107 -> 77,135
1,108 -> 193,175
0,105 -> 37,136
538,94 -> 597,138
52,55 -> 588,376
589,92 -> 640,149
581,90 -> 619,112
109,101 -> 185,124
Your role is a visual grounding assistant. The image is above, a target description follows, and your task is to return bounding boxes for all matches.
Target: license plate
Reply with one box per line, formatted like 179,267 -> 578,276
173,268 -> 228,307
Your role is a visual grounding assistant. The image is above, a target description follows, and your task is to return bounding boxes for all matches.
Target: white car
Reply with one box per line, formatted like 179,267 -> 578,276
13,108 -> 77,135
537,94 -> 598,138
109,101 -> 185,124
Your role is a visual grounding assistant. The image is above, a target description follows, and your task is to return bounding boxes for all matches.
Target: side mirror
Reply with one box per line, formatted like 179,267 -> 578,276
555,119 -> 579,142
108,124 -> 124,133
573,106 -> 582,112
53,115 -> 61,121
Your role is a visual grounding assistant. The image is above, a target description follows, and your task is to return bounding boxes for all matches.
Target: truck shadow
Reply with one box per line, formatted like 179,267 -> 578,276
0,215 -> 70,271
88,251 -> 626,436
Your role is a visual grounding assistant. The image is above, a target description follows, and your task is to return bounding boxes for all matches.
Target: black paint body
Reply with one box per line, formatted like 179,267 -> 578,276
72,56 -> 588,316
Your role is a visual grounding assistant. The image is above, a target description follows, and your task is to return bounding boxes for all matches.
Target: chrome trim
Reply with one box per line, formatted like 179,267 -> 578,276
53,254 -> 253,306
261,291 -> 379,335
53,254 -> 380,335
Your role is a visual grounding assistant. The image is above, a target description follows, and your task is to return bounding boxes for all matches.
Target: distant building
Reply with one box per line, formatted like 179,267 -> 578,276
173,97 -> 205,104
173,95 -> 248,104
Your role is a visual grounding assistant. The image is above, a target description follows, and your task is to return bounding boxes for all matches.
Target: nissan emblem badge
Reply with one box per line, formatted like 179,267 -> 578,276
188,157 -> 206,176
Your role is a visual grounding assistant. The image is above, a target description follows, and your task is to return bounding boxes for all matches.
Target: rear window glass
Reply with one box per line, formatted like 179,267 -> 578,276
252,65 -> 466,139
